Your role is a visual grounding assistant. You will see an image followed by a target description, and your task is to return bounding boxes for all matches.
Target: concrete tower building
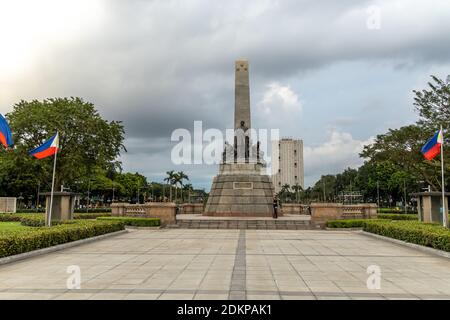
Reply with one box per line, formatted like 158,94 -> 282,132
272,138 -> 304,193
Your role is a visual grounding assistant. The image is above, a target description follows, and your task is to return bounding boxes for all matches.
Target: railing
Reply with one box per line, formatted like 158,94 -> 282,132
310,203 -> 378,225
125,205 -> 147,215
342,205 -> 365,219
281,204 -> 310,215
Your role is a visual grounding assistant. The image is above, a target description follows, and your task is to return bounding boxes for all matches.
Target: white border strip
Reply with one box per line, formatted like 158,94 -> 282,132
0,229 -> 128,266
358,230 -> 450,259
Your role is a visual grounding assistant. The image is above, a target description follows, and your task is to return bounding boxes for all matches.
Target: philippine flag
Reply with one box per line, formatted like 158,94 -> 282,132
29,133 -> 59,159
0,113 -> 13,149
421,130 -> 443,161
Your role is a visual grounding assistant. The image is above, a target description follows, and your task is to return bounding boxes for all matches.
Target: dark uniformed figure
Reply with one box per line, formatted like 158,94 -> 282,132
273,196 -> 281,219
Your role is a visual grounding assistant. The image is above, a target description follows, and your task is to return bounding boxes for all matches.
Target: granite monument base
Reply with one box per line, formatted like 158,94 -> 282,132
204,163 -> 274,217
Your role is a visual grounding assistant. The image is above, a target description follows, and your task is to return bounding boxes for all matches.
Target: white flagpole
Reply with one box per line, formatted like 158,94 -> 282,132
48,135 -> 58,227
440,125 -> 447,228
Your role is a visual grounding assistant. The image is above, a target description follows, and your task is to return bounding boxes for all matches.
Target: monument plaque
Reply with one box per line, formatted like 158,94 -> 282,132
204,59 -> 275,217
233,182 -> 253,190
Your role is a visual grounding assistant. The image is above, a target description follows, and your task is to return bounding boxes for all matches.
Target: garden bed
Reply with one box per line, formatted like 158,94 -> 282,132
0,220 -> 125,258
97,216 -> 160,227
327,218 -> 450,253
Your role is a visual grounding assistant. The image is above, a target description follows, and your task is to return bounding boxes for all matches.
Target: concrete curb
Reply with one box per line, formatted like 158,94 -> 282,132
358,230 -> 450,259
0,229 -> 128,266
125,226 -> 161,230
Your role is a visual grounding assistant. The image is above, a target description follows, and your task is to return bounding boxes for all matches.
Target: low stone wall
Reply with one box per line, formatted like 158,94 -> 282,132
179,203 -> 204,214
310,203 -> 377,226
280,203 -> 309,215
111,202 -> 176,226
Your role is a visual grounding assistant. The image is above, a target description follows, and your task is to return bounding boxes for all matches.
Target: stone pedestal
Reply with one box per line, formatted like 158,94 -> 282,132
0,197 -> 16,213
204,163 -> 274,217
40,192 -> 79,224
179,203 -> 204,214
412,192 -> 449,226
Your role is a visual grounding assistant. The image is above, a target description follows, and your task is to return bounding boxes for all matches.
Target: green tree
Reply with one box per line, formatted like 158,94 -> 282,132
115,172 -> 147,202
176,171 -> 189,202
292,183 -> 303,203
164,170 -> 176,201
2,97 -> 125,194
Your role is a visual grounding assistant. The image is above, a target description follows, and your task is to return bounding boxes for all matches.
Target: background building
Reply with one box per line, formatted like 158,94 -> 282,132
271,138 -> 304,193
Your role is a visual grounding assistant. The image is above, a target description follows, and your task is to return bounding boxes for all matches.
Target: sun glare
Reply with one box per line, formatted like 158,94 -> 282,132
0,0 -> 104,76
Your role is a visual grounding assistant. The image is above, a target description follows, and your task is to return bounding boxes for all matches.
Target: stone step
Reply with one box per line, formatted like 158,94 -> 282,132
173,219 -> 313,230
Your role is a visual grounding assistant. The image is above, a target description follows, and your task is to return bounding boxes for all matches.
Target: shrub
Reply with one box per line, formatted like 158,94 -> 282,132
326,219 -> 368,228
377,208 -> 416,214
97,216 -> 160,227
74,212 -> 112,219
377,214 -> 418,220
0,220 -> 125,258
19,215 -> 47,227
363,220 -> 450,252
14,209 -> 45,213
326,219 -> 387,228
0,213 -> 25,222
0,213 -> 52,227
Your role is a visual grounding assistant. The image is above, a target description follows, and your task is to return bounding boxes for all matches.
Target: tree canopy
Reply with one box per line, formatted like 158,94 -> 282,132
0,97 -> 125,197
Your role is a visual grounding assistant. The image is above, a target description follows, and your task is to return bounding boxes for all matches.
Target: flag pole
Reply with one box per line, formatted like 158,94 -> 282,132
440,125 -> 447,228
48,135 -> 58,227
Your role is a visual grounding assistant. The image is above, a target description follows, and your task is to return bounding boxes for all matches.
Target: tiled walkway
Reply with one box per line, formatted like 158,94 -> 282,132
0,229 -> 449,300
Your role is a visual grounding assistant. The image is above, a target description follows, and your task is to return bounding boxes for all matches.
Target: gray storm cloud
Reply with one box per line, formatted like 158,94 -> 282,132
1,0 -> 449,187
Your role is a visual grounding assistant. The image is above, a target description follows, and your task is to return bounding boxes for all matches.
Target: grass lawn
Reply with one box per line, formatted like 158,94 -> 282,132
0,221 -> 33,233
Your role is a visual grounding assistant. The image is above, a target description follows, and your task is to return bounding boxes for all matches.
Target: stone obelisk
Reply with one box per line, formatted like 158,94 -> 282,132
204,59 -> 274,217
234,60 -> 251,130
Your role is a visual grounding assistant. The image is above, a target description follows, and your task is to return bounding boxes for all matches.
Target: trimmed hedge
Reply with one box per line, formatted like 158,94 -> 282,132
326,219 -> 386,228
13,209 -> 45,213
363,220 -> 450,252
1,213 -> 112,225
377,213 -> 418,220
0,213 -> 24,222
0,213 -> 43,223
0,220 -> 125,258
74,212 -> 112,219
377,208 -> 416,214
97,216 -> 160,227
326,219 -> 367,228
327,214 -> 418,228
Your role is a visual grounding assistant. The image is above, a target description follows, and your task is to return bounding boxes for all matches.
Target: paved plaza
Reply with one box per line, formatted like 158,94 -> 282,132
0,229 -> 450,300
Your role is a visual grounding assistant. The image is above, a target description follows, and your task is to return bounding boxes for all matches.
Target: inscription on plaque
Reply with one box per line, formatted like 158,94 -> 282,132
233,182 -> 253,190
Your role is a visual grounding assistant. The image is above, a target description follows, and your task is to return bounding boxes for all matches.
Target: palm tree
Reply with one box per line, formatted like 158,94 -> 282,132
164,170 -> 176,201
280,184 -> 291,202
172,172 -> 182,202
176,171 -> 189,202
183,183 -> 193,203
292,183 -> 303,203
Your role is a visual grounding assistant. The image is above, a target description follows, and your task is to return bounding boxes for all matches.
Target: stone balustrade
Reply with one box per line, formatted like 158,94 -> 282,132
111,202 -> 176,226
179,203 -> 204,214
280,203 -> 310,215
310,203 -> 377,226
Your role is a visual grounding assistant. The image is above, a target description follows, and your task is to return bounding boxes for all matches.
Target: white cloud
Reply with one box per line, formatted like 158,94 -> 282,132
258,82 -> 302,114
304,130 -> 374,186
254,82 -> 303,132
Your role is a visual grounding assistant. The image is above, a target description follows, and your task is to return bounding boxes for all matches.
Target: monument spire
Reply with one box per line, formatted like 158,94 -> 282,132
234,59 -> 251,131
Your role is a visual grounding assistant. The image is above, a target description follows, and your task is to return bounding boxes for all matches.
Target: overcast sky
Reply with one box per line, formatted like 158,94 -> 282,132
1,0 -> 450,190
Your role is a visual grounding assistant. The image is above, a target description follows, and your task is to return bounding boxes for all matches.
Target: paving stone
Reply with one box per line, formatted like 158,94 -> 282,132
0,229 -> 449,300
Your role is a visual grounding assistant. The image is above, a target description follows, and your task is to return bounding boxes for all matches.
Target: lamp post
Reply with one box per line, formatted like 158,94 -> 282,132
376,180 -> 380,208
